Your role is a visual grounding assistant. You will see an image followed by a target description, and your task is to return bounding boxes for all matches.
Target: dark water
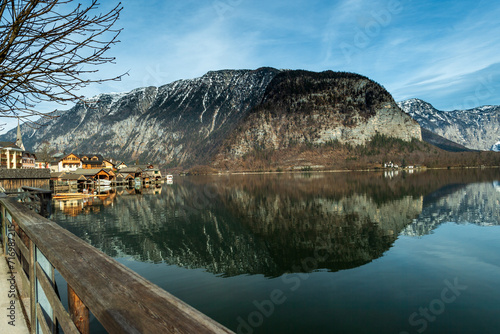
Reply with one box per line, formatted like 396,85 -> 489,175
51,169 -> 500,334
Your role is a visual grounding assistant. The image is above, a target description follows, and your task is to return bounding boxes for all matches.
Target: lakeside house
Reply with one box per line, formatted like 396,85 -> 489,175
136,164 -> 162,181
57,153 -> 83,172
56,173 -> 88,188
21,152 -> 37,168
80,154 -> 104,169
51,168 -> 119,190
0,123 -> 160,176
0,142 -> 23,169
119,165 -> 162,181
1,122 -> 162,186
115,161 -> 127,169
103,159 -> 114,169
50,154 -> 120,172
0,121 -> 47,170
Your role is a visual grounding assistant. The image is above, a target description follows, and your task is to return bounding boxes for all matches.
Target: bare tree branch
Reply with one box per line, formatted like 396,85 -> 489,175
0,0 -> 125,123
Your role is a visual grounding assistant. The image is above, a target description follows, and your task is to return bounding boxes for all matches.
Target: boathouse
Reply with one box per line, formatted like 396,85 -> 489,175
74,168 -> 115,182
114,172 -> 126,185
135,164 -> 162,181
61,173 -> 87,188
124,173 -> 136,185
119,167 -> 143,178
50,172 -> 65,182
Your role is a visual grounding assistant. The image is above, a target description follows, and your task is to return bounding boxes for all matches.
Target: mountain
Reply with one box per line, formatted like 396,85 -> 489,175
397,98 -> 500,151
1,68 -> 422,169
213,70 -> 421,169
402,181 -> 500,237
1,68 -> 280,166
419,128 -> 474,152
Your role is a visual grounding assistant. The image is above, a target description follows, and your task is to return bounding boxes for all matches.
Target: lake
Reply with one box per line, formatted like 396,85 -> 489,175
50,169 -> 500,334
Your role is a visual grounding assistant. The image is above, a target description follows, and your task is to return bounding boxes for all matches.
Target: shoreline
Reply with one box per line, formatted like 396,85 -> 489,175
177,165 -> 500,176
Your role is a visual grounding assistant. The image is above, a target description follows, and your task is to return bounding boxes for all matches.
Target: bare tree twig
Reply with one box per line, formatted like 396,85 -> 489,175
0,0 -> 126,124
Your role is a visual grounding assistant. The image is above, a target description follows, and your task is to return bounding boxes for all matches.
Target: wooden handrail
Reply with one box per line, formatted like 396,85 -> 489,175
21,186 -> 52,194
1,197 -> 234,333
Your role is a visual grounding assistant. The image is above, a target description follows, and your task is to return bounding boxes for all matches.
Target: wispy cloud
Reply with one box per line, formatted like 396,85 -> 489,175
2,0 -> 500,133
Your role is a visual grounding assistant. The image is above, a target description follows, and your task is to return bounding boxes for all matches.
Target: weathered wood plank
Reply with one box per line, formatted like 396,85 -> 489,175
36,302 -> 52,334
36,262 -> 80,334
68,285 -> 89,334
29,239 -> 36,334
2,198 -> 234,334
13,258 -> 30,300
14,233 -> 30,264
21,186 -> 52,194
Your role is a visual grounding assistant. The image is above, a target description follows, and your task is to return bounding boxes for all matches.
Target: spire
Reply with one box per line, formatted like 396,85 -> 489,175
15,118 -> 25,151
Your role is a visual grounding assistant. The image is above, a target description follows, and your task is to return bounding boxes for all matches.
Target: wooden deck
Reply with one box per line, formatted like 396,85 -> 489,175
0,196 -> 234,333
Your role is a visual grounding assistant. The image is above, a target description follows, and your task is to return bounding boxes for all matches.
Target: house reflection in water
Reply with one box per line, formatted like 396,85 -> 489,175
54,185 -> 162,217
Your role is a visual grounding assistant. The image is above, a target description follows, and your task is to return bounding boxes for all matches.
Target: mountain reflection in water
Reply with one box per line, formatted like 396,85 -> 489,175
51,169 -> 500,278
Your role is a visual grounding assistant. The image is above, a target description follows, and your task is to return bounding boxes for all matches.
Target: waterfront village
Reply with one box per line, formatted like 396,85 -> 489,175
0,123 -> 166,190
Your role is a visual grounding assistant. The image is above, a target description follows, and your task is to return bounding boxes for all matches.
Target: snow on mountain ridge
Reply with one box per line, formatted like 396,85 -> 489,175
0,68 -> 282,165
492,141 -> 500,152
398,99 -> 500,151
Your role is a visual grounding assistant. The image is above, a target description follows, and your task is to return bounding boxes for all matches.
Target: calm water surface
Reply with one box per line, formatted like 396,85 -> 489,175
51,169 -> 500,334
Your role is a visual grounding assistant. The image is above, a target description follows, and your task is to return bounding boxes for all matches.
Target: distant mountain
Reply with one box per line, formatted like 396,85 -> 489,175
397,98 -> 500,151
402,181 -> 500,237
492,141 -> 500,152
1,68 -> 422,169
420,128 -> 474,152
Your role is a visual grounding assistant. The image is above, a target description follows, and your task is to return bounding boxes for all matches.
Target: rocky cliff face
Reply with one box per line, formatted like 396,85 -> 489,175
214,71 -> 421,166
2,68 -> 280,165
398,98 -> 500,151
2,68 -> 421,168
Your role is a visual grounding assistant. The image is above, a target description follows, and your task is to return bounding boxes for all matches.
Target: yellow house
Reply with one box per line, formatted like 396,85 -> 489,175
0,142 -> 23,169
103,159 -> 114,169
80,154 -> 105,169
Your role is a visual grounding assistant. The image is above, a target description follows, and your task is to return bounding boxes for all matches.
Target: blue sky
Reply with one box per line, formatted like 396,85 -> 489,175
3,0 -> 500,133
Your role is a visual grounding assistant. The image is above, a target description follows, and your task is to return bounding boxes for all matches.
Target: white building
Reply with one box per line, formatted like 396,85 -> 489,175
0,142 -> 23,169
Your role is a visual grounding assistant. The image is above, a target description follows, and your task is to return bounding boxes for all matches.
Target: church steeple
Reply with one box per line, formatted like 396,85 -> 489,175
15,118 -> 25,151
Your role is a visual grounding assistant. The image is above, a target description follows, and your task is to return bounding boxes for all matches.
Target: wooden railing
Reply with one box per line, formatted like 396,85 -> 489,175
0,196 -> 234,334
19,187 -> 53,218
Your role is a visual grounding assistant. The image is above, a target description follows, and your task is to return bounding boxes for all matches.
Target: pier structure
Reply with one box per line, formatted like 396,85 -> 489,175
0,196 -> 233,333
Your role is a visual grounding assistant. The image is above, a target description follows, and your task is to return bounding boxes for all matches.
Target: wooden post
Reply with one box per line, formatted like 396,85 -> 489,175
29,240 -> 36,334
68,285 -> 89,334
